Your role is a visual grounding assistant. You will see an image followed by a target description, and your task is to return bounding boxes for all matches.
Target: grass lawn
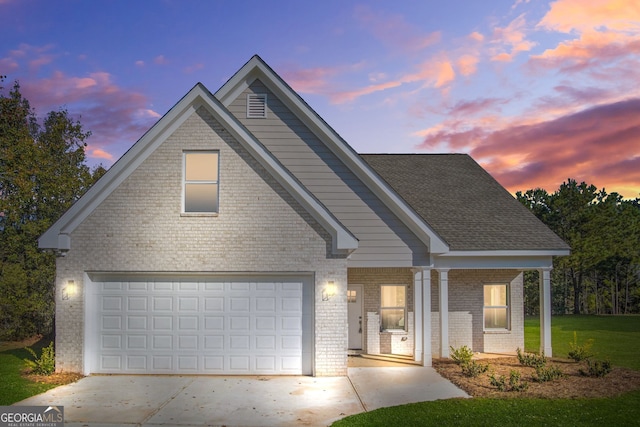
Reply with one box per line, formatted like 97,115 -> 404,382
332,391 -> 640,427
524,315 -> 640,370
334,315 -> 640,426
0,338 -> 58,406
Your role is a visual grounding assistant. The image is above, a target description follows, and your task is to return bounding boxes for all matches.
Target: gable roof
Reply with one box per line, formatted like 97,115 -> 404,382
39,83 -> 358,254
361,154 -> 570,253
215,55 -> 449,254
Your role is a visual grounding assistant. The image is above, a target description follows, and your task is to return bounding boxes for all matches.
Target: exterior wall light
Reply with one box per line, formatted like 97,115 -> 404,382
62,280 -> 76,300
322,281 -> 337,301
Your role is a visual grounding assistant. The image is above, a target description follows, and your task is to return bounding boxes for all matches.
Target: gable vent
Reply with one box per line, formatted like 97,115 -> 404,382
247,93 -> 267,118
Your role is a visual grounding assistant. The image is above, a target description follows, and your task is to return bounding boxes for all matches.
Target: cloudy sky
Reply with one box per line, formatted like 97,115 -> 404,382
2,0 -> 639,197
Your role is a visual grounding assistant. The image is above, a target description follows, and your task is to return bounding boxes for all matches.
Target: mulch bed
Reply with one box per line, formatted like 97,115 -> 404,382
433,357 -> 640,399
24,371 -> 84,386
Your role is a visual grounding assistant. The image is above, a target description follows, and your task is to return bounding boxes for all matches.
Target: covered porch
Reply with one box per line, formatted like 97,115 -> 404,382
347,257 -> 555,366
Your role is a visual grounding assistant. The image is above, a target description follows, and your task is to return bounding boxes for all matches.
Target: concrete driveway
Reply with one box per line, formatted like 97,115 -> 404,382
15,367 -> 468,426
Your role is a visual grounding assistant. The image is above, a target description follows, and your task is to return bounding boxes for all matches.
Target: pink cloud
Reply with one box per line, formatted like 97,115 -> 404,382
29,54 -> 55,71
530,30 -> 640,72
447,97 -> 509,117
281,65 -> 341,95
17,71 -> 159,166
184,63 -> 204,74
331,57 -> 456,104
3,43 -> 56,74
468,32 -> 485,42
418,98 -> 640,197
88,147 -> 114,161
354,5 -> 441,53
0,56 -> 19,74
154,55 -> 167,65
538,0 -> 640,33
490,14 -> 537,62
456,54 -> 480,76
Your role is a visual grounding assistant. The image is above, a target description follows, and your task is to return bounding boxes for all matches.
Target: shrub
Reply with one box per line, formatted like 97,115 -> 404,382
580,359 -> 612,378
489,369 -> 528,392
568,331 -> 594,362
488,371 -> 506,391
516,347 -> 546,369
534,364 -> 564,382
24,341 -> 55,376
508,369 -> 529,392
450,345 -> 474,366
461,360 -> 489,378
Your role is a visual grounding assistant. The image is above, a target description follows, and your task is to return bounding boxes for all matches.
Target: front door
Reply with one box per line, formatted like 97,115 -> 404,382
347,284 -> 363,350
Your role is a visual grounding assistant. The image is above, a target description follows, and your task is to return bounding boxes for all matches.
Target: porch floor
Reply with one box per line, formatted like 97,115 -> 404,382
348,354 -> 419,367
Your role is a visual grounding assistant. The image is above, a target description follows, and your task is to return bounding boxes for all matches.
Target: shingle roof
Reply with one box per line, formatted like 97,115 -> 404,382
361,154 -> 569,252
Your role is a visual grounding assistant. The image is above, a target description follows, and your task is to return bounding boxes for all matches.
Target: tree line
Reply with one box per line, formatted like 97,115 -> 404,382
518,181 -> 640,315
0,80 -> 105,340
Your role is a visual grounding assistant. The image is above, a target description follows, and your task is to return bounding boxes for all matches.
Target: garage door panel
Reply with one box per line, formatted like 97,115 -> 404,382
205,297 -> 224,311
127,296 -> 147,311
128,282 -> 147,291
101,355 -> 121,370
152,355 -> 172,370
230,297 -> 250,311
102,296 -> 122,310
127,315 -> 147,330
153,316 -> 172,330
179,335 -> 198,349
102,316 -> 121,329
101,335 -> 121,349
178,297 -> 198,311
179,282 -> 198,291
256,297 -> 276,311
178,316 -> 198,330
103,282 -> 122,291
205,282 -> 224,291
128,335 -> 147,349
91,277 -> 310,375
153,296 -> 172,310
282,317 -> 301,330
153,282 -> 173,291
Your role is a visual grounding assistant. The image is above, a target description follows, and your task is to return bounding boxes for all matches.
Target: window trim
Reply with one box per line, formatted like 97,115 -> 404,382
182,150 -> 220,215
380,284 -> 407,332
483,283 -> 510,331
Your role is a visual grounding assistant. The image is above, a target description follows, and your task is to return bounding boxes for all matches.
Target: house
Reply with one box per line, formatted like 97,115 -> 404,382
39,56 -> 569,376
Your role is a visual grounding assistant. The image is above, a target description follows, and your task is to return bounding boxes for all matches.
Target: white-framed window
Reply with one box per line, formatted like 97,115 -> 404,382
247,93 -> 267,118
484,284 -> 509,330
183,151 -> 219,213
380,285 -> 406,331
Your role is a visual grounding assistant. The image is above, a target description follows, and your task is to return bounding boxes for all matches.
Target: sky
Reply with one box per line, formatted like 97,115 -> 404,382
1,0 -> 640,198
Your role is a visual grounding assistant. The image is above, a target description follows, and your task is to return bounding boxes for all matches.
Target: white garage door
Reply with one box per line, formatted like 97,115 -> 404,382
84,275 -> 312,375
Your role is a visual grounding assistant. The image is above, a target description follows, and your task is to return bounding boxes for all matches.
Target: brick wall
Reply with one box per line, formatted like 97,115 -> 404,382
430,269 -> 524,356
348,268 -> 414,355
55,107 -> 348,376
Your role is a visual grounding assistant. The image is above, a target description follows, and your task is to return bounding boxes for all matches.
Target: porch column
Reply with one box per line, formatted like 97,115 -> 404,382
413,267 -> 433,366
412,268 -> 423,363
423,267 -> 432,366
438,268 -> 449,358
539,268 -> 553,356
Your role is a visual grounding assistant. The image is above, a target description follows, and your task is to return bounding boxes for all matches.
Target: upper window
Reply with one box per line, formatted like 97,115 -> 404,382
247,93 -> 267,118
183,151 -> 219,213
484,284 -> 509,330
380,285 -> 406,331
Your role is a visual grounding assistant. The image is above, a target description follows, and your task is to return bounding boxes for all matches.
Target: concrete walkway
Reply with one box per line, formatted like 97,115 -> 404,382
15,367 -> 468,426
